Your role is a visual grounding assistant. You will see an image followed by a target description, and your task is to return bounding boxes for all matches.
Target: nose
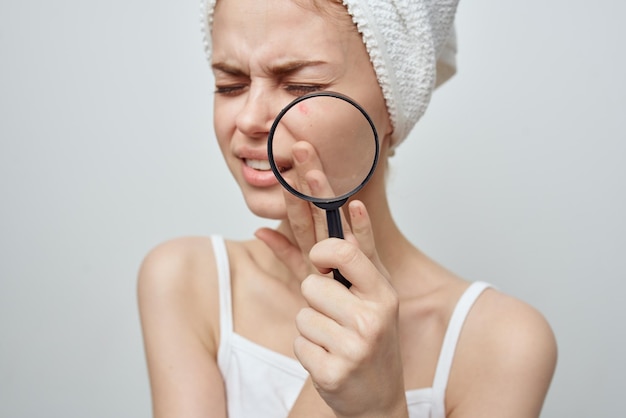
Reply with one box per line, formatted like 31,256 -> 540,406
235,87 -> 276,140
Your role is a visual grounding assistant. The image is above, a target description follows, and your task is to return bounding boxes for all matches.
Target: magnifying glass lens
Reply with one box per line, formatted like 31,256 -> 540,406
269,93 -> 377,202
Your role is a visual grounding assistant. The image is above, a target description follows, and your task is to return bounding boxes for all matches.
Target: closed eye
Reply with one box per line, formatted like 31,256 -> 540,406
284,84 -> 323,97
215,84 -> 248,96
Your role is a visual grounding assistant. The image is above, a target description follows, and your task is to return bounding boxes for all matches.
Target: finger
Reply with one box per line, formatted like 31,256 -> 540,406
292,142 -> 331,240
309,238 -> 386,298
304,168 -> 353,240
347,200 -> 388,278
292,141 -> 321,203
292,141 -> 324,191
281,187 -> 317,254
295,305 -> 345,353
293,334 -> 331,376
293,141 -> 354,241
300,274 -> 358,327
255,227 -> 309,277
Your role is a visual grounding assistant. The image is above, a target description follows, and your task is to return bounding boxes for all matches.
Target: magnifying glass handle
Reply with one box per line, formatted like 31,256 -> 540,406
326,208 -> 352,288
332,269 -> 352,289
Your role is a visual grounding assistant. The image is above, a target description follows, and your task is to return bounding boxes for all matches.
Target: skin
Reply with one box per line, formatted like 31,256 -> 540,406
137,0 -> 558,417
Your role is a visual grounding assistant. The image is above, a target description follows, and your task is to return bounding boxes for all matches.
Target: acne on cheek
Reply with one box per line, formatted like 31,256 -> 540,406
297,103 -> 309,115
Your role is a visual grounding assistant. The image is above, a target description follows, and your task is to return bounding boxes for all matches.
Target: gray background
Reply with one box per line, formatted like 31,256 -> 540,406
1,0 -> 624,416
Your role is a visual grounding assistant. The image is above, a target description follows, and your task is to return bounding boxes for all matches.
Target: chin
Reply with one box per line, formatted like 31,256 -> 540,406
242,194 -> 287,220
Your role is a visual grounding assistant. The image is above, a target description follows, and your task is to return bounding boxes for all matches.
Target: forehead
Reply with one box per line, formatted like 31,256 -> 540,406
212,0 -> 353,32
212,0 -> 348,19
291,0 -> 353,23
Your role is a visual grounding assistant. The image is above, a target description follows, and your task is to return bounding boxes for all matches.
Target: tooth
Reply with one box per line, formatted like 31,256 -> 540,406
246,159 -> 271,170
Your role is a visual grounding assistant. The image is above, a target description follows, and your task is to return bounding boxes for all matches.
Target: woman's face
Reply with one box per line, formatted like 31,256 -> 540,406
211,0 -> 392,219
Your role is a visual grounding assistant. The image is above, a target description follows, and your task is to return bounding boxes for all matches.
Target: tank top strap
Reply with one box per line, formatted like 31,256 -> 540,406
210,235 -> 234,373
430,281 -> 492,418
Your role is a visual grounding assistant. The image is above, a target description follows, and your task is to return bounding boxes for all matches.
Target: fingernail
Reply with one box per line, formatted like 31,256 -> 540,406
349,201 -> 363,217
307,176 -> 319,191
293,147 -> 308,163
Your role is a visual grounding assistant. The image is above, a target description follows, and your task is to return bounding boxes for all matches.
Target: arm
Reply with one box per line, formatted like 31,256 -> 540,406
447,291 -> 558,418
137,238 -> 227,418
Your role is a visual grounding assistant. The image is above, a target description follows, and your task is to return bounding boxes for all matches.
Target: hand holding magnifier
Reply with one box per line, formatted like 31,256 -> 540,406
267,91 -> 379,288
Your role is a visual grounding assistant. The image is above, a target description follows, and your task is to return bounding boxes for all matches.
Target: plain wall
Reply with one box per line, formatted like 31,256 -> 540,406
1,0 -> 624,416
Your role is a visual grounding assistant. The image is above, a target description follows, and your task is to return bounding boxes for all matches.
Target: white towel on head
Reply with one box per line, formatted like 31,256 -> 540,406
200,0 -> 459,149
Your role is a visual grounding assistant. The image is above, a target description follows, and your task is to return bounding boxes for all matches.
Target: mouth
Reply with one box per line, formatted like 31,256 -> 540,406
245,159 -> 290,173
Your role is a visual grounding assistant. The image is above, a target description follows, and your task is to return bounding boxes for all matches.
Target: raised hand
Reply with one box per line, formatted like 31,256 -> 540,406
293,200 -> 408,418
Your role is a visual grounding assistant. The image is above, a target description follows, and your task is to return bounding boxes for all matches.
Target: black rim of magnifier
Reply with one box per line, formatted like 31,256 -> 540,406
267,91 -> 379,205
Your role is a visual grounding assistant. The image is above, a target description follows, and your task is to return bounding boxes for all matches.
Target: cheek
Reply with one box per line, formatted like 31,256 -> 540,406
365,96 -> 393,150
213,99 -> 236,150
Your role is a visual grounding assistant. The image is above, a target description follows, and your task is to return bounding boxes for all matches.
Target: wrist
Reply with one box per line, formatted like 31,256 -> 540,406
334,396 -> 408,418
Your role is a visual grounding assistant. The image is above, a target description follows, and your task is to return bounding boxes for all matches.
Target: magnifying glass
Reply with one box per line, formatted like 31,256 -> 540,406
267,91 -> 379,288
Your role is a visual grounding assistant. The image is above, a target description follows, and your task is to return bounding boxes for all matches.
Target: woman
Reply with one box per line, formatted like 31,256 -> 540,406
138,0 -> 557,416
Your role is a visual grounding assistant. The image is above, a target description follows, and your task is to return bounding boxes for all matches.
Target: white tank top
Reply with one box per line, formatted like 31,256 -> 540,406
212,236 -> 490,418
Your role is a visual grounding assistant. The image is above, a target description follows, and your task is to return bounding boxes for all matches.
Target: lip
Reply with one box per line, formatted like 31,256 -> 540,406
236,147 -> 293,187
241,160 -> 279,187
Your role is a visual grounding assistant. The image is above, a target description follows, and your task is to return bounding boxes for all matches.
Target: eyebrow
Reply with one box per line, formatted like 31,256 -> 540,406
211,60 -> 328,77
211,62 -> 245,76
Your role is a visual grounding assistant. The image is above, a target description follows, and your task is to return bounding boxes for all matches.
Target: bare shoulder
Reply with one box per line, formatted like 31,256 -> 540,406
137,236 -> 222,351
447,287 -> 558,418
139,236 -> 218,281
